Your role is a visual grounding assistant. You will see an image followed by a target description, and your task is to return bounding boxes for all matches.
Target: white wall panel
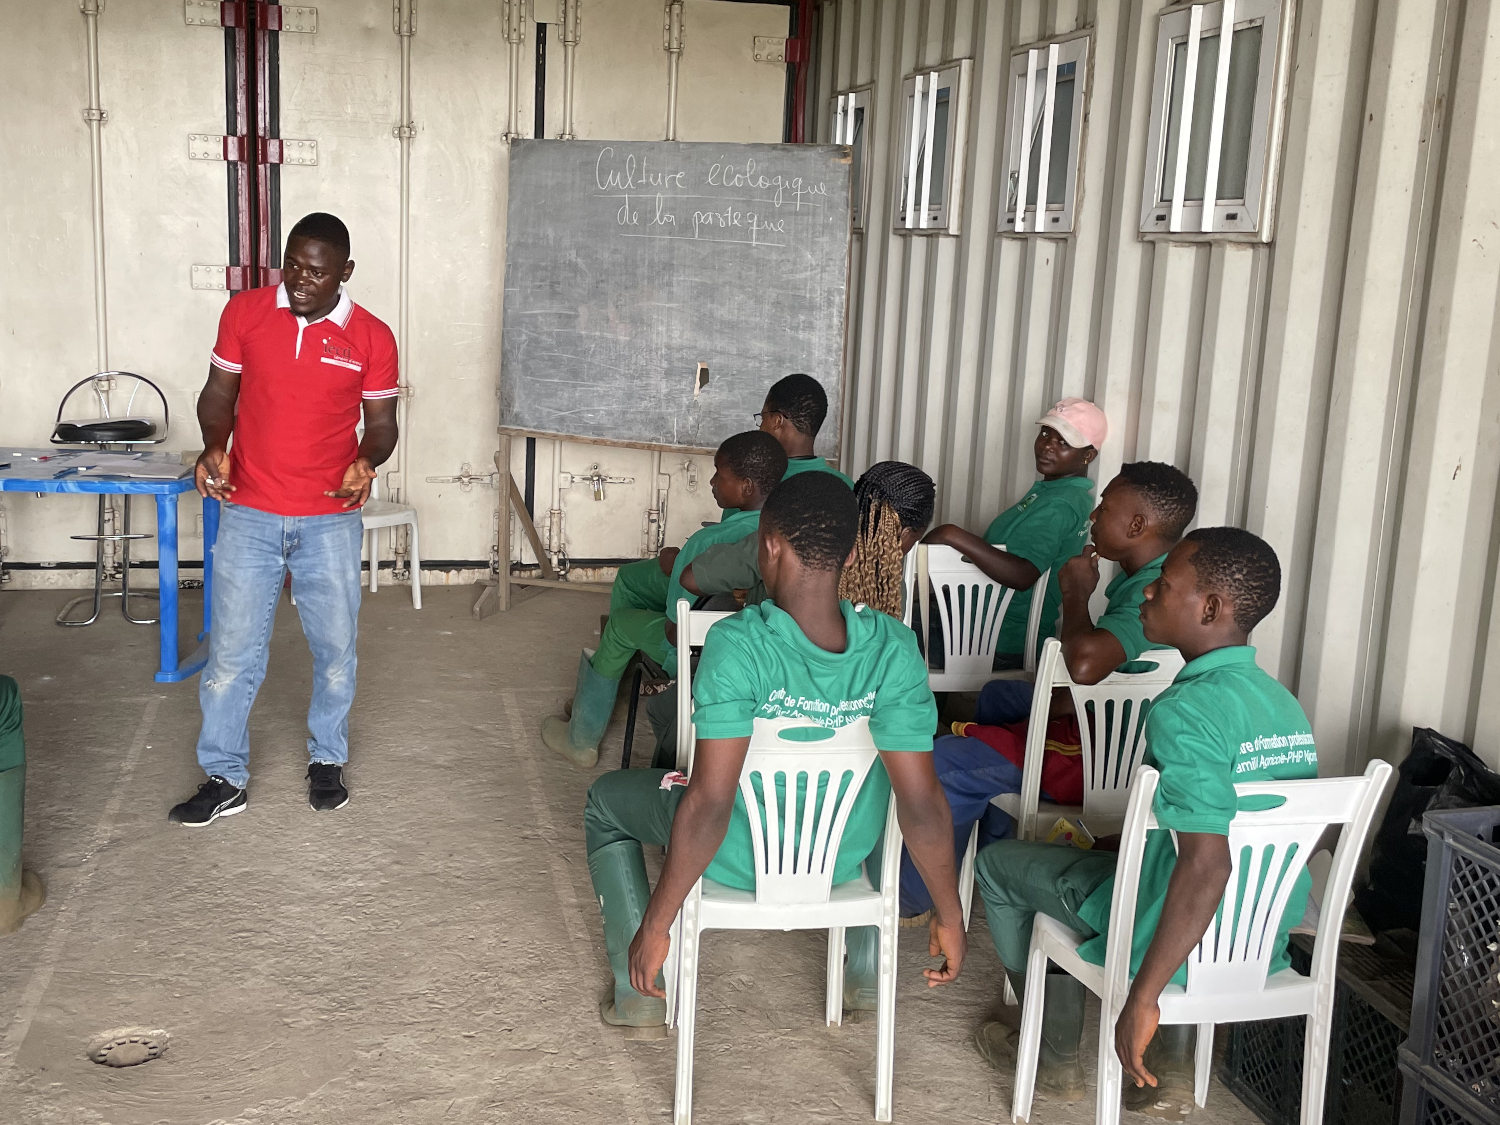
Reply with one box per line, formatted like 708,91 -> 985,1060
824,0 -> 1500,769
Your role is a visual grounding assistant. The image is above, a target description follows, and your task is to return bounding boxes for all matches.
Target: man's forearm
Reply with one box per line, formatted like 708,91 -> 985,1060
927,526 -> 1040,590
357,423 -> 398,467
197,392 -> 236,452
639,788 -> 735,934
899,793 -> 964,924
1126,836 -> 1231,1005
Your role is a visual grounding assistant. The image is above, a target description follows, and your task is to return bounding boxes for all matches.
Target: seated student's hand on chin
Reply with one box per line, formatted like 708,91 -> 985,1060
1058,543 -> 1101,600
925,913 -> 967,987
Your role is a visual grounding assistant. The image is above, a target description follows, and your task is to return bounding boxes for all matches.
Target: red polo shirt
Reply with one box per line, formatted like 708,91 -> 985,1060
209,284 -> 399,516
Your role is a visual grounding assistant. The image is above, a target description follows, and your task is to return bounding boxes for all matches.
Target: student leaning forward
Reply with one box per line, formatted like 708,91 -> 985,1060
970,527 -> 1317,1119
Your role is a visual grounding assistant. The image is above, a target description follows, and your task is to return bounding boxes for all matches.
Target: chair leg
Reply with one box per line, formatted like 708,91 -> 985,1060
825,926 -> 846,1027
1195,1023 -> 1214,1108
406,518 -> 421,609
665,909 -> 683,1029
874,917 -> 898,1122
959,821 -> 978,931
369,527 -> 379,594
1299,987 -> 1336,1125
1003,975 -> 1018,1006
673,906 -> 701,1125
1096,999 -> 1124,1125
56,496 -> 109,627
621,664 -> 644,770
1010,946 -> 1049,1124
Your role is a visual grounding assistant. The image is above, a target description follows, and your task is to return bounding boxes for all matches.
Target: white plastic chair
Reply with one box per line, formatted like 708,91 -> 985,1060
917,544 -> 1051,689
956,638 -> 1184,929
362,478 -> 421,608
673,599 -> 735,777
666,716 -> 904,1125
1011,759 -> 1393,1125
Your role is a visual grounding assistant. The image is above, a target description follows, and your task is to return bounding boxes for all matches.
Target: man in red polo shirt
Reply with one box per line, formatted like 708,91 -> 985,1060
169,212 -> 399,826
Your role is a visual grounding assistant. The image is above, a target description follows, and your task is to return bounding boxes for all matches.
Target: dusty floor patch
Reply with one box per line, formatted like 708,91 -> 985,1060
0,587 -> 1267,1125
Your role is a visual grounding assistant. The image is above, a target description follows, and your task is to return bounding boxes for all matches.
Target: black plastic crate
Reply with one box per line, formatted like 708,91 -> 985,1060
1399,806 -> 1500,1125
1222,935 -> 1414,1125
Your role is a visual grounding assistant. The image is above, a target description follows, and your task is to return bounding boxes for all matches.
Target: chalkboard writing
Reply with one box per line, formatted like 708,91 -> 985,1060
501,140 -> 851,453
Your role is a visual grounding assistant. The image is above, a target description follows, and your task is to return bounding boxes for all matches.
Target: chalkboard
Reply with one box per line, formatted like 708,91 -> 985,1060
501,140 -> 851,454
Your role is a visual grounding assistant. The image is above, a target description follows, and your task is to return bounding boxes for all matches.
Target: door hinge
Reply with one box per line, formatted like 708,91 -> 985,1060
188,135 -> 318,165
192,265 -> 284,291
752,36 -> 788,63
185,1 -> 318,32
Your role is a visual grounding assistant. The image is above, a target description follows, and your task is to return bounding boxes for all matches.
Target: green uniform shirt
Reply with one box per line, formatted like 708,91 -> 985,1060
665,508 -> 763,625
1075,646 -> 1319,984
983,477 -> 1095,657
783,455 -> 855,488
721,456 -> 853,521
688,532 -> 766,606
1097,553 -> 1169,668
692,599 -> 936,891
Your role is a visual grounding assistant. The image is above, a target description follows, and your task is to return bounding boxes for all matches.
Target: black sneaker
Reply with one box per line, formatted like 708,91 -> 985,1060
307,762 -> 349,811
168,776 -> 247,827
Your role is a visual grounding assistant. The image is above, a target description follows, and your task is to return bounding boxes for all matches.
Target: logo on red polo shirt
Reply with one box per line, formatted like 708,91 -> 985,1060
320,338 -> 361,373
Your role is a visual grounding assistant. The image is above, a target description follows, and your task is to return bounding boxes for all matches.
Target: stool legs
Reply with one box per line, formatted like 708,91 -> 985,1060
56,495 -> 158,627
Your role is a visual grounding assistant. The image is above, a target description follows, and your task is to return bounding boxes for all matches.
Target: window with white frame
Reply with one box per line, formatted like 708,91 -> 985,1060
894,60 -> 971,235
1000,36 -> 1089,234
832,88 -> 871,230
1139,0 -> 1289,238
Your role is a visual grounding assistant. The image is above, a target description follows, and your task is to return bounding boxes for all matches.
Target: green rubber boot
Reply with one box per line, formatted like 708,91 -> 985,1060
1122,1024 -> 1198,1117
975,971 -> 1086,1101
588,840 -> 668,1038
843,925 -> 880,1014
0,763 -> 45,936
541,652 -> 620,769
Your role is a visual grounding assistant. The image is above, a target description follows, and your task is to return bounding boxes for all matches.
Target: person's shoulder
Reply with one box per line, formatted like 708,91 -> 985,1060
347,301 -> 396,343
229,285 -> 279,314
850,603 -> 925,667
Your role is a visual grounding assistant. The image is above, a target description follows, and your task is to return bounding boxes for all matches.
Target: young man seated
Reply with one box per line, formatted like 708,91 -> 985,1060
648,461 -> 935,775
540,431 -> 786,769
899,462 -> 1199,919
581,472 -> 966,1036
1,674 -> 45,934
972,527 -> 1316,1117
923,398 -> 1106,670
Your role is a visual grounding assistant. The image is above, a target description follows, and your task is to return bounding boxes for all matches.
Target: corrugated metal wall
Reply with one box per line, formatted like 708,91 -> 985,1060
816,0 -> 1500,771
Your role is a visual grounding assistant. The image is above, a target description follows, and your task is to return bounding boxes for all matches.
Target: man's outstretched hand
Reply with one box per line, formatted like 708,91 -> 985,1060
925,912 -> 967,986
628,919 -> 672,999
195,448 -> 235,501
325,457 -> 378,509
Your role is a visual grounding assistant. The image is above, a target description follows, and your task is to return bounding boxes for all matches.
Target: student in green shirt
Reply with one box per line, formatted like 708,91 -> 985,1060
899,462 -> 1199,921
540,431 -> 786,769
971,527 -> 1317,1117
754,373 -> 854,487
581,472 -> 966,1036
924,398 -> 1108,667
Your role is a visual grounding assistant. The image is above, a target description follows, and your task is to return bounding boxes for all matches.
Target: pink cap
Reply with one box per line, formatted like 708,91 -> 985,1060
1036,398 -> 1107,450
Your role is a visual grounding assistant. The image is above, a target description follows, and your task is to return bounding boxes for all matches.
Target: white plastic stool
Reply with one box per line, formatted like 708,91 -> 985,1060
362,479 -> 421,609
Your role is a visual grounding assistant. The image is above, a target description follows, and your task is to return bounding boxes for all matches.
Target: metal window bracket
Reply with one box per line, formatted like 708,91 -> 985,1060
189,134 -> 318,165
391,0 -> 414,35
185,1 -> 318,32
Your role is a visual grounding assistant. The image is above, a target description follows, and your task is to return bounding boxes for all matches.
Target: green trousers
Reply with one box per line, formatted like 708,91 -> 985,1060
974,839 -> 1115,972
585,767 -> 685,858
591,609 -> 673,680
0,676 -> 21,774
1,676 -> 29,927
611,558 -> 671,616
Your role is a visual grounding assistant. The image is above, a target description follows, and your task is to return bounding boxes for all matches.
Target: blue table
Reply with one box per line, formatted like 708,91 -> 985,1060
0,451 -> 218,682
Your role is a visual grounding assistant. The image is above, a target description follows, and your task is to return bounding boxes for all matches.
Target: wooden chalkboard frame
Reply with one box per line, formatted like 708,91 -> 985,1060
499,139 -> 853,458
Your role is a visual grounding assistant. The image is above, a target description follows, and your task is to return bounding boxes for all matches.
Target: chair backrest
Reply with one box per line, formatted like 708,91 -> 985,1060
920,543 -> 1017,690
901,549 -> 916,627
52,372 -> 169,446
1016,638 -> 1184,840
1102,761 -> 1393,999
1019,566 -> 1052,677
675,599 -> 735,776
739,716 -> 881,905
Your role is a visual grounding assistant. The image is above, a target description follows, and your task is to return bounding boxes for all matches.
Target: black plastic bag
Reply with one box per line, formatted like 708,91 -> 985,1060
1355,727 -> 1500,934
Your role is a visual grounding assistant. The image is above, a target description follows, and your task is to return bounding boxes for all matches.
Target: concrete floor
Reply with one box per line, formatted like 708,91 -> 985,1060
0,585 -> 1267,1125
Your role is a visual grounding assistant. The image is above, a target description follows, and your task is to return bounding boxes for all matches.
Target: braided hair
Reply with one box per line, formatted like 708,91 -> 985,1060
839,461 -> 936,617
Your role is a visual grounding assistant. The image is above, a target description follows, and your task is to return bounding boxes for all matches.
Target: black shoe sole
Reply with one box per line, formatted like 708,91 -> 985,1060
172,800 -> 247,828
309,793 -> 350,812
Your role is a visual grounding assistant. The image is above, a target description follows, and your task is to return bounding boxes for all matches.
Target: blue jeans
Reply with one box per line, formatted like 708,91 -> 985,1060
900,734 -> 1025,916
975,678 -> 1034,725
195,502 -> 364,786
